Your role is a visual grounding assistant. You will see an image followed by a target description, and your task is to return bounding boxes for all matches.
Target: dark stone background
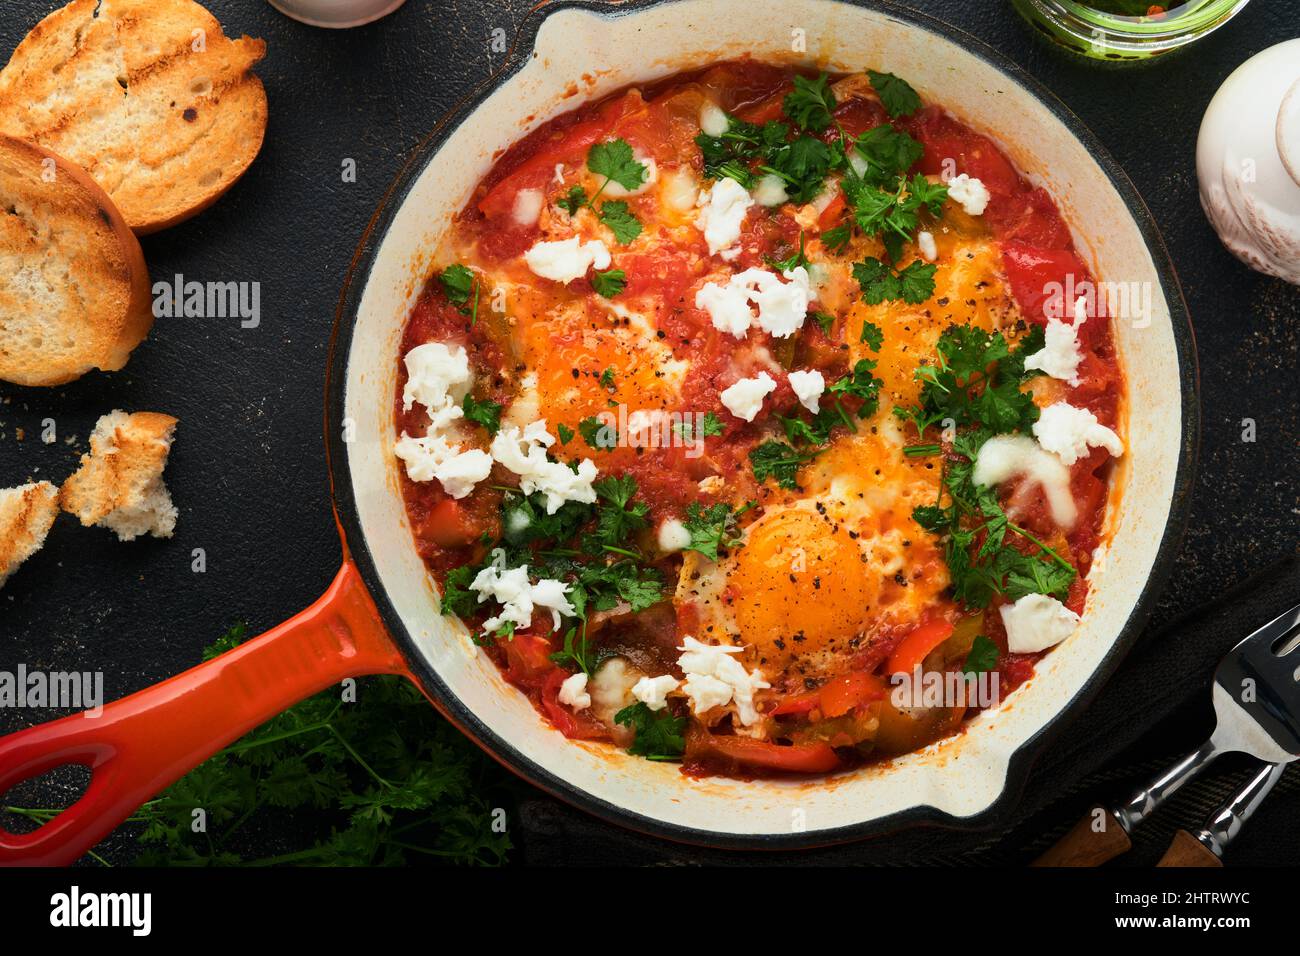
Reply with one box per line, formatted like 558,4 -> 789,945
0,0 -> 1295,865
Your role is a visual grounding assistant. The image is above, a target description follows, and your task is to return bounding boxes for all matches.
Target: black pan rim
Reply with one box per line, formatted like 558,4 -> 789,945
324,0 -> 1200,851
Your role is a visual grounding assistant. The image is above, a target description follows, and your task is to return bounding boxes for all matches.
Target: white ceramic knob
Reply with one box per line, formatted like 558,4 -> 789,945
267,0 -> 406,29
1197,39 -> 1300,285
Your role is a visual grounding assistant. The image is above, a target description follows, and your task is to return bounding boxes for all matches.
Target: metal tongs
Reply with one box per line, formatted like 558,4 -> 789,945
1035,601 -> 1300,867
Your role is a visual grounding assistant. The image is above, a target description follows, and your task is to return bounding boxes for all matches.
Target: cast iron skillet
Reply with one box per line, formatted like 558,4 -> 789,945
0,0 -> 1198,865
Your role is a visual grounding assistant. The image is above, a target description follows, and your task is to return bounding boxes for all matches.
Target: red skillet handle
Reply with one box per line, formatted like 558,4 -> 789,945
0,561 -> 407,866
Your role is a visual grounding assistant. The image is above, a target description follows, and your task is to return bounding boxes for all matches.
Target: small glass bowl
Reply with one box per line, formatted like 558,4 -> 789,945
1012,0 -> 1254,61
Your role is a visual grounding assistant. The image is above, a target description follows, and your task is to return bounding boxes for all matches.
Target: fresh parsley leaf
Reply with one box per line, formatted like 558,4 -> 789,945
963,635 -> 999,675
557,185 -> 588,214
860,320 -> 884,350
439,264 -> 474,306
768,231 -> 809,272
578,415 -> 616,449
853,256 -> 937,305
784,72 -> 837,132
615,703 -> 686,761
599,367 -> 616,390
591,268 -> 627,299
852,125 -> 924,184
597,200 -> 642,244
587,475 -> 650,553
587,138 -> 648,192
556,423 -> 575,445
675,412 -> 724,440
761,135 -> 836,204
813,311 -> 836,335
827,357 -> 884,418
461,393 -> 503,435
749,440 -> 818,490
868,69 -> 923,118
682,501 -> 753,561
821,223 -> 852,253
549,626 -> 599,675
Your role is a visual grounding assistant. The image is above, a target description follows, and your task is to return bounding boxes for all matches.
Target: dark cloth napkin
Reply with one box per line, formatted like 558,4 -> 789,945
515,554 -> 1300,866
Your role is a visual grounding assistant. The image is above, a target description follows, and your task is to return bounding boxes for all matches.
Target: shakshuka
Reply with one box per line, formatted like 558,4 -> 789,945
392,61 -> 1125,778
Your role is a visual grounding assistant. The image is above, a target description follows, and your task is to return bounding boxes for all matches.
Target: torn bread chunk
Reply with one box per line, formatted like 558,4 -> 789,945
61,410 -> 179,541
0,481 -> 59,587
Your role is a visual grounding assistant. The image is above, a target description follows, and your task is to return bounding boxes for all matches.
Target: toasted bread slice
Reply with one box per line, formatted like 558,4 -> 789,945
0,481 -> 59,587
0,0 -> 268,234
61,410 -> 179,541
0,135 -> 154,387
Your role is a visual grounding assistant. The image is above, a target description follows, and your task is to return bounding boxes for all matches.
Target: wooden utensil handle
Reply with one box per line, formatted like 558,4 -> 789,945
1032,807 -> 1132,866
1157,830 -> 1223,867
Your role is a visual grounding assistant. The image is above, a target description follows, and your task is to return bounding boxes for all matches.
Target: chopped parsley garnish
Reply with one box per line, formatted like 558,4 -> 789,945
768,231 -> 809,272
852,125 -> 925,183
868,69 -> 923,118
682,501 -> 754,561
578,415 -> 616,449
821,223 -> 852,253
549,626 -> 599,676
853,256 -> 937,305
812,311 -> 836,335
556,423 -> 575,444
599,367 -> 616,389
896,325 -> 1041,438
615,703 -> 686,761
783,73 -> 837,132
859,320 -> 884,349
557,185 -> 588,215
912,429 -> 1076,609
597,200 -> 642,244
963,634 -> 1000,675
461,393 -> 503,434
591,268 -> 627,299
749,440 -> 820,490
675,411 -> 725,440
587,138 -> 648,192
438,263 -> 481,323
826,357 -> 884,419
439,263 -> 474,305
586,475 -> 650,555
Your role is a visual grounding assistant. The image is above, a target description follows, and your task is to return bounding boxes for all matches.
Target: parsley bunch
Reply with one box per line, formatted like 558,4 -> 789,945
4,626 -> 514,866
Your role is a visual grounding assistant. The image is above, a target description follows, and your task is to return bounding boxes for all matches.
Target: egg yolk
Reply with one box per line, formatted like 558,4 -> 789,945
728,506 -> 874,675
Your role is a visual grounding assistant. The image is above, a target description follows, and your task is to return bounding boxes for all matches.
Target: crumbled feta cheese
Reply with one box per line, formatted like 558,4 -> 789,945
1023,300 -> 1086,385
523,236 -> 612,284
682,673 -> 735,715
677,636 -> 769,726
490,420 -> 599,514
699,102 -> 729,137
752,173 -> 789,207
788,369 -> 826,414
657,517 -> 692,553
693,267 -> 813,340
917,230 -> 938,262
603,153 -> 658,198
1000,593 -> 1081,654
696,177 -> 754,257
973,434 -> 1078,528
946,173 -> 990,215
394,430 -> 493,499
401,342 -> 472,413
1033,402 -> 1124,466
558,672 -> 592,710
632,674 -> 681,711
720,371 -> 777,422
469,549 -> 575,632
513,188 -> 544,226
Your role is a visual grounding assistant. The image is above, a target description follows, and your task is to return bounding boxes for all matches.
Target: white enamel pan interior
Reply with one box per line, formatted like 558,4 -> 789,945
329,0 -> 1198,847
